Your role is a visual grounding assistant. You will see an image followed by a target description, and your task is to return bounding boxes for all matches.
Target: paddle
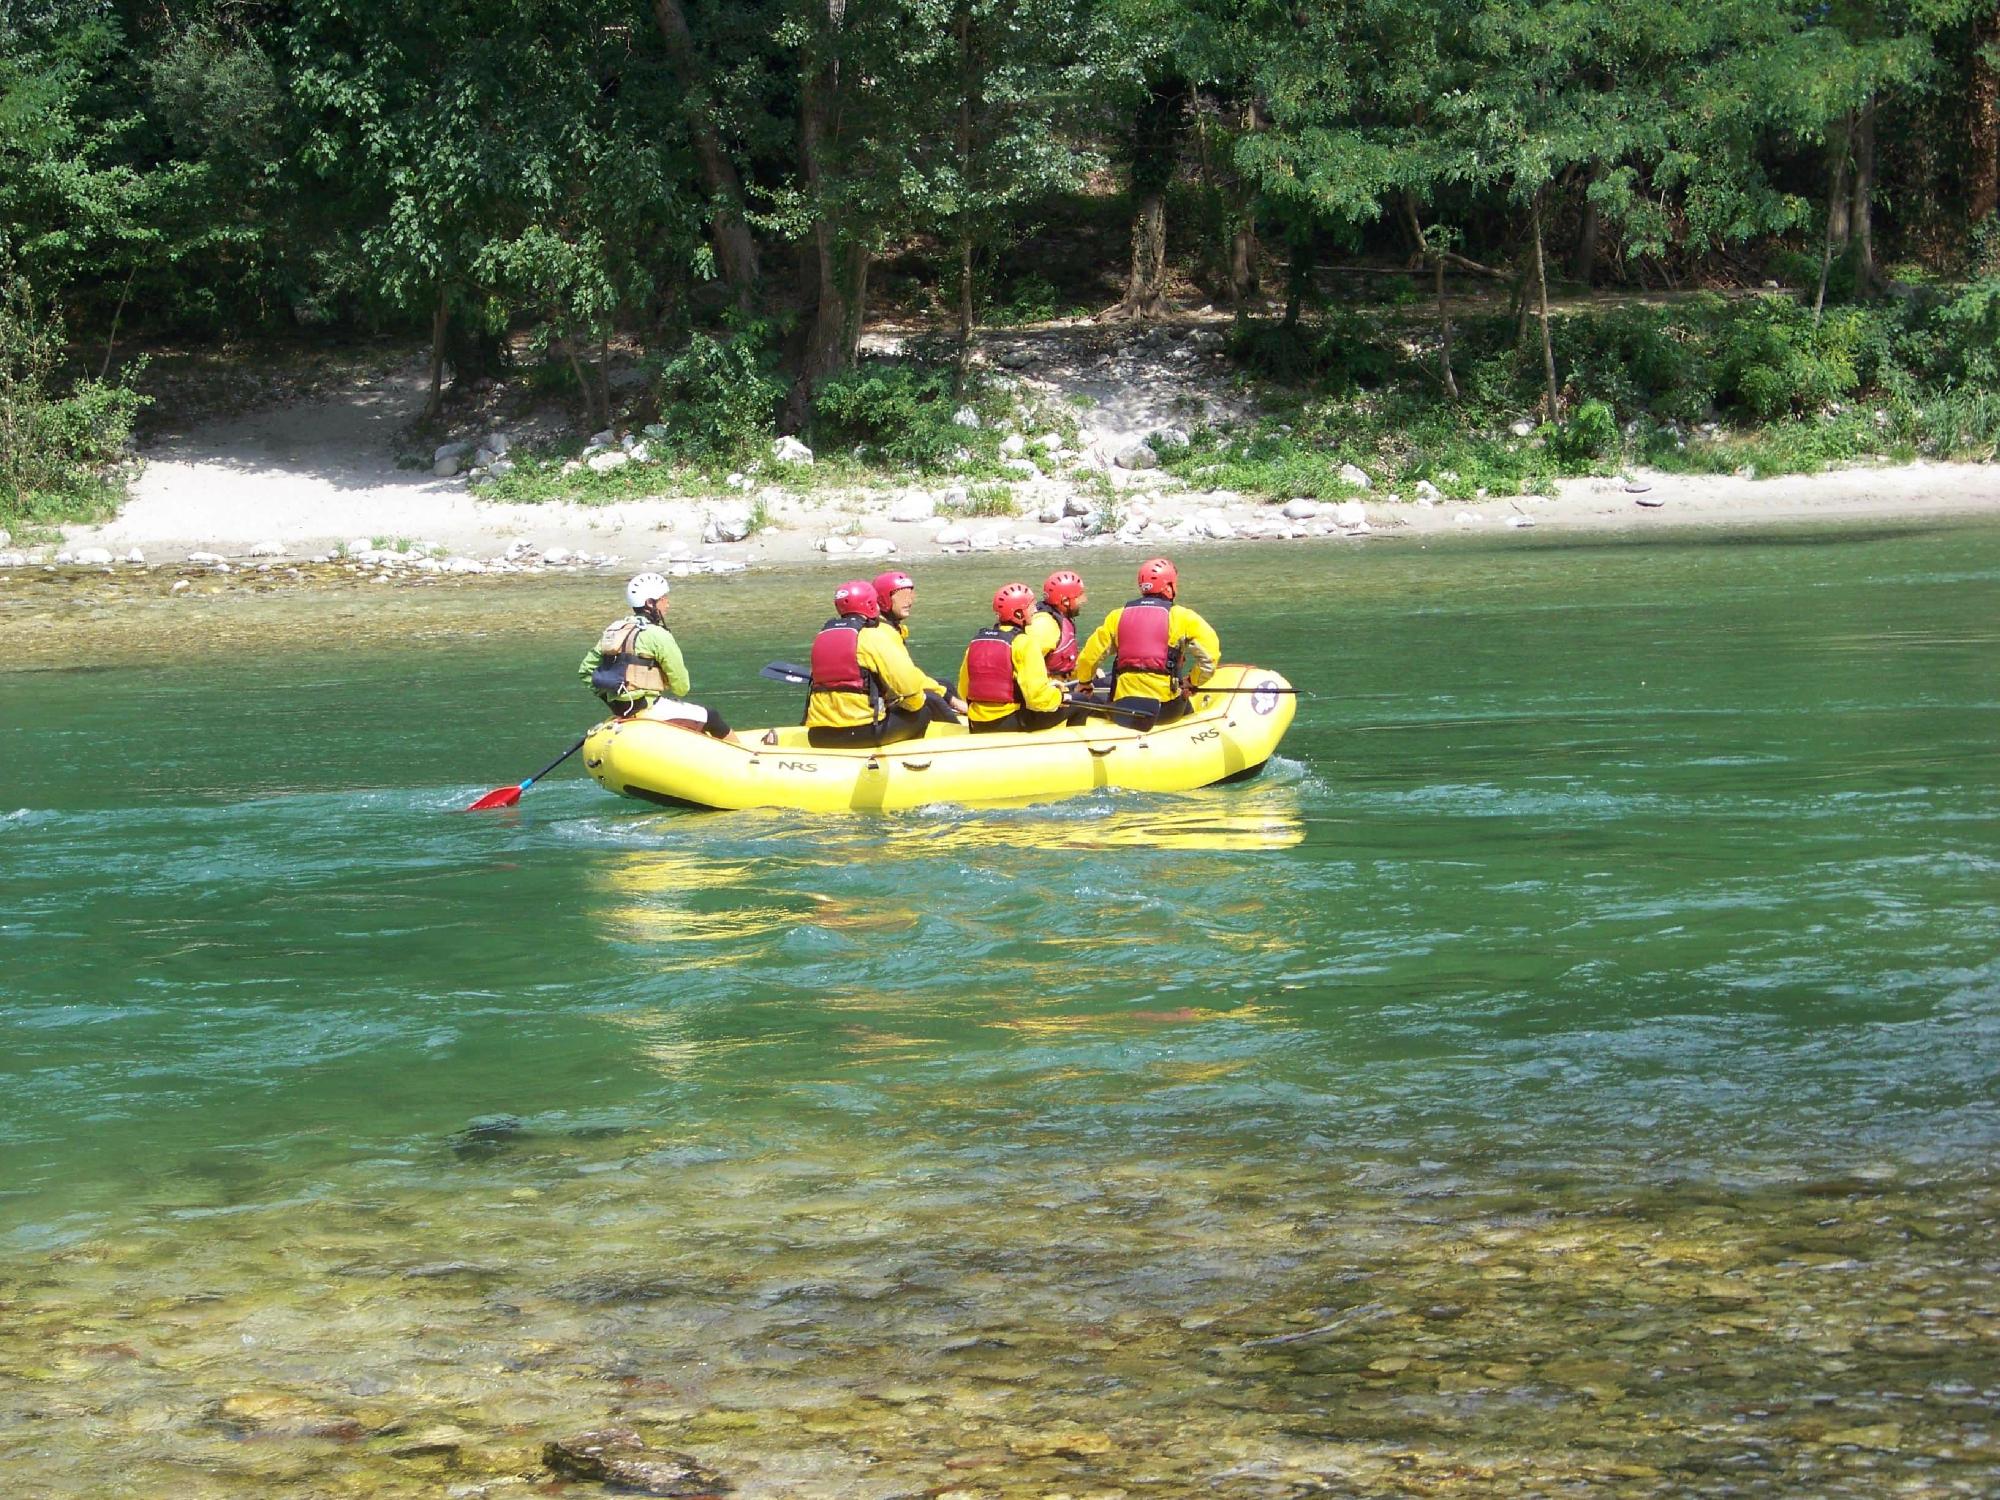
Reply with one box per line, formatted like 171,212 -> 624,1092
465,735 -> 588,811
760,661 -> 812,685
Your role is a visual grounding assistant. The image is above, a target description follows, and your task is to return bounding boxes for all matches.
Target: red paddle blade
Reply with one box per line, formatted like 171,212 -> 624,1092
464,785 -> 523,812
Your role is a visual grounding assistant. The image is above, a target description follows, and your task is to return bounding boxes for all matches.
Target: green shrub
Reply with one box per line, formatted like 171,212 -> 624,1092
0,275 -> 146,529
1714,301 -> 1862,420
811,361 -> 995,469
1559,302 -> 1719,422
1546,399 -> 1619,469
652,322 -> 784,459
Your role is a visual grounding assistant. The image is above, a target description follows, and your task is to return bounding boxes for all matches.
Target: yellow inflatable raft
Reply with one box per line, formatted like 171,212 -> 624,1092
582,663 -> 1297,813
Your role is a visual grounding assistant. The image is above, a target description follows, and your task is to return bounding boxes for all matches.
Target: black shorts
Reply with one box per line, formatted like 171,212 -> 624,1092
970,705 -> 1072,734
806,698 -> 953,748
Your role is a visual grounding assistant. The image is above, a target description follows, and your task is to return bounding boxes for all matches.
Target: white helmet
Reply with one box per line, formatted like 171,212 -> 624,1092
625,572 -> 670,610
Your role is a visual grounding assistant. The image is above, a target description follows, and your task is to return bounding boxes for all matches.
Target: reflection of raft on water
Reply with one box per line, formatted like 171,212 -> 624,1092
583,663 -> 1297,813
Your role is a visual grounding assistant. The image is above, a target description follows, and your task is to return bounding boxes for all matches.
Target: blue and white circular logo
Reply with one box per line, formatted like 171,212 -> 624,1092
1250,680 -> 1280,716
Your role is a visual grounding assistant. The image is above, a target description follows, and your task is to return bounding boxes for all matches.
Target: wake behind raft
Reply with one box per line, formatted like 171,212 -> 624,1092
583,663 -> 1298,813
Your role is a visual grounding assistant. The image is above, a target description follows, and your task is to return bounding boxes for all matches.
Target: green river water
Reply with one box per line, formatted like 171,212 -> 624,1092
2,526 -> 1997,1498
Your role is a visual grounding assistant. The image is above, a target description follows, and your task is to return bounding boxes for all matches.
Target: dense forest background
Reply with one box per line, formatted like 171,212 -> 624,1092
5,0 -> 2000,524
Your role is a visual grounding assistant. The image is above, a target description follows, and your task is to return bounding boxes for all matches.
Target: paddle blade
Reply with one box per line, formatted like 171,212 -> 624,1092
760,661 -> 813,685
464,785 -> 523,812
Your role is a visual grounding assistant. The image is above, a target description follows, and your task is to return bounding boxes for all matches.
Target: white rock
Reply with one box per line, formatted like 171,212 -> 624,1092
816,535 -> 854,555
1000,433 -> 1026,457
887,493 -> 937,523
968,526 -> 1005,551
1002,458 -> 1041,478
1338,463 -> 1372,490
0,551 -> 26,566
589,429 -> 616,448
1454,511 -> 1481,526
188,551 -> 227,565
1333,501 -> 1368,528
586,450 -> 630,472
346,537 -> 372,556
934,522 -> 971,547
487,458 -> 515,478
1114,441 -> 1160,470
1150,426 -> 1190,450
849,537 -> 897,559
772,435 -> 814,465
486,432 -> 512,456
434,440 -> 474,464
171,579 -> 190,592
1281,498 -> 1320,520
544,546 -> 574,566
619,433 -> 639,451
628,441 -> 651,463
442,556 -> 486,573
702,503 -> 755,544
938,484 -> 969,507
1505,514 -> 1535,528
249,541 -> 285,557
725,471 -> 751,490
1196,512 -> 1236,540
1062,493 -> 1094,518
433,453 -> 463,477
1510,420 -> 1536,438
73,546 -> 113,565
0,527 -> 8,547
503,540 -> 534,560
1414,479 -> 1441,502
1034,434 -> 1065,453
952,406 -> 981,429
125,548 -> 145,565
1036,502 -> 1064,524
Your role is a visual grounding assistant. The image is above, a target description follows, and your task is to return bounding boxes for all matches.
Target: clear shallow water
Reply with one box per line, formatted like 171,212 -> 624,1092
2,528 -> 1997,1497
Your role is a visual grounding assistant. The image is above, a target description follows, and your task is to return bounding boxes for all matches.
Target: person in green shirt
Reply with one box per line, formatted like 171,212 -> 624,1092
579,573 -> 734,739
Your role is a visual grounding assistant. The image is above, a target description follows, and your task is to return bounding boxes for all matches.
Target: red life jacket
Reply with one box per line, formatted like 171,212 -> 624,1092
1115,595 -> 1180,675
1035,602 -> 1079,676
810,615 -> 879,696
964,625 -> 1022,706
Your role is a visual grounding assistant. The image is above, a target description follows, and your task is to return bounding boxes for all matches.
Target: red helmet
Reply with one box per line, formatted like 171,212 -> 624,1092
834,579 -> 881,619
993,582 -> 1036,627
873,570 -> 916,610
1137,557 -> 1178,599
1043,570 -> 1085,611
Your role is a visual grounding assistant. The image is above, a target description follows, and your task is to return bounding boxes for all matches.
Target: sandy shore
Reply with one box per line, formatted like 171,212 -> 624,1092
11,350 -> 2000,576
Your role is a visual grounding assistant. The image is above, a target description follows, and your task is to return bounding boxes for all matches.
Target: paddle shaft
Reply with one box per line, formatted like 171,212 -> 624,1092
520,735 -> 587,789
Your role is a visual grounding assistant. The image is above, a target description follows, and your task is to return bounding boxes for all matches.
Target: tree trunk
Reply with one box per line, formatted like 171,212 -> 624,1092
955,239 -> 975,392
1851,97 -> 1880,296
1815,111 -> 1855,324
1399,192 -> 1457,399
1571,161 -> 1604,284
780,5 -> 870,432
424,288 -> 448,421
1532,190 -> 1558,421
1282,226 -> 1314,331
1973,7 -> 2000,224
1227,100 -> 1261,312
651,0 -> 760,305
1114,80 -> 1182,320
954,1 -> 977,392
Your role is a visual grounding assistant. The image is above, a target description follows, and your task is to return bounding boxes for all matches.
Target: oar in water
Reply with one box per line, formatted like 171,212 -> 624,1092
760,661 -> 812,685
465,735 -> 588,811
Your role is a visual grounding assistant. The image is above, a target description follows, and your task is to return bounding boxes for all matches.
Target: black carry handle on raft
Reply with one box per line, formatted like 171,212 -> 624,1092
465,735 -> 588,811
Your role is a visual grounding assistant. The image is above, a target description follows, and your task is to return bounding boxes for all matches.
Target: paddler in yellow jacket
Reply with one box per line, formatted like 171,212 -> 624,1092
806,579 -> 966,748
579,573 -> 734,739
1074,557 -> 1219,726
957,583 -> 1069,734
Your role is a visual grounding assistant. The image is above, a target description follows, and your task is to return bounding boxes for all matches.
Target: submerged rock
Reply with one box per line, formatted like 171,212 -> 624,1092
543,1428 -> 729,1496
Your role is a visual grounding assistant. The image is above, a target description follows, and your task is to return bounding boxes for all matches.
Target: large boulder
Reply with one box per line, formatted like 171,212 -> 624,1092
1114,441 -> 1160,471
702,503 -> 755,544
887,493 -> 937,523
772,435 -> 814,465
586,450 -> 630,472
1281,498 -> 1320,520
1337,462 -> 1372,490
